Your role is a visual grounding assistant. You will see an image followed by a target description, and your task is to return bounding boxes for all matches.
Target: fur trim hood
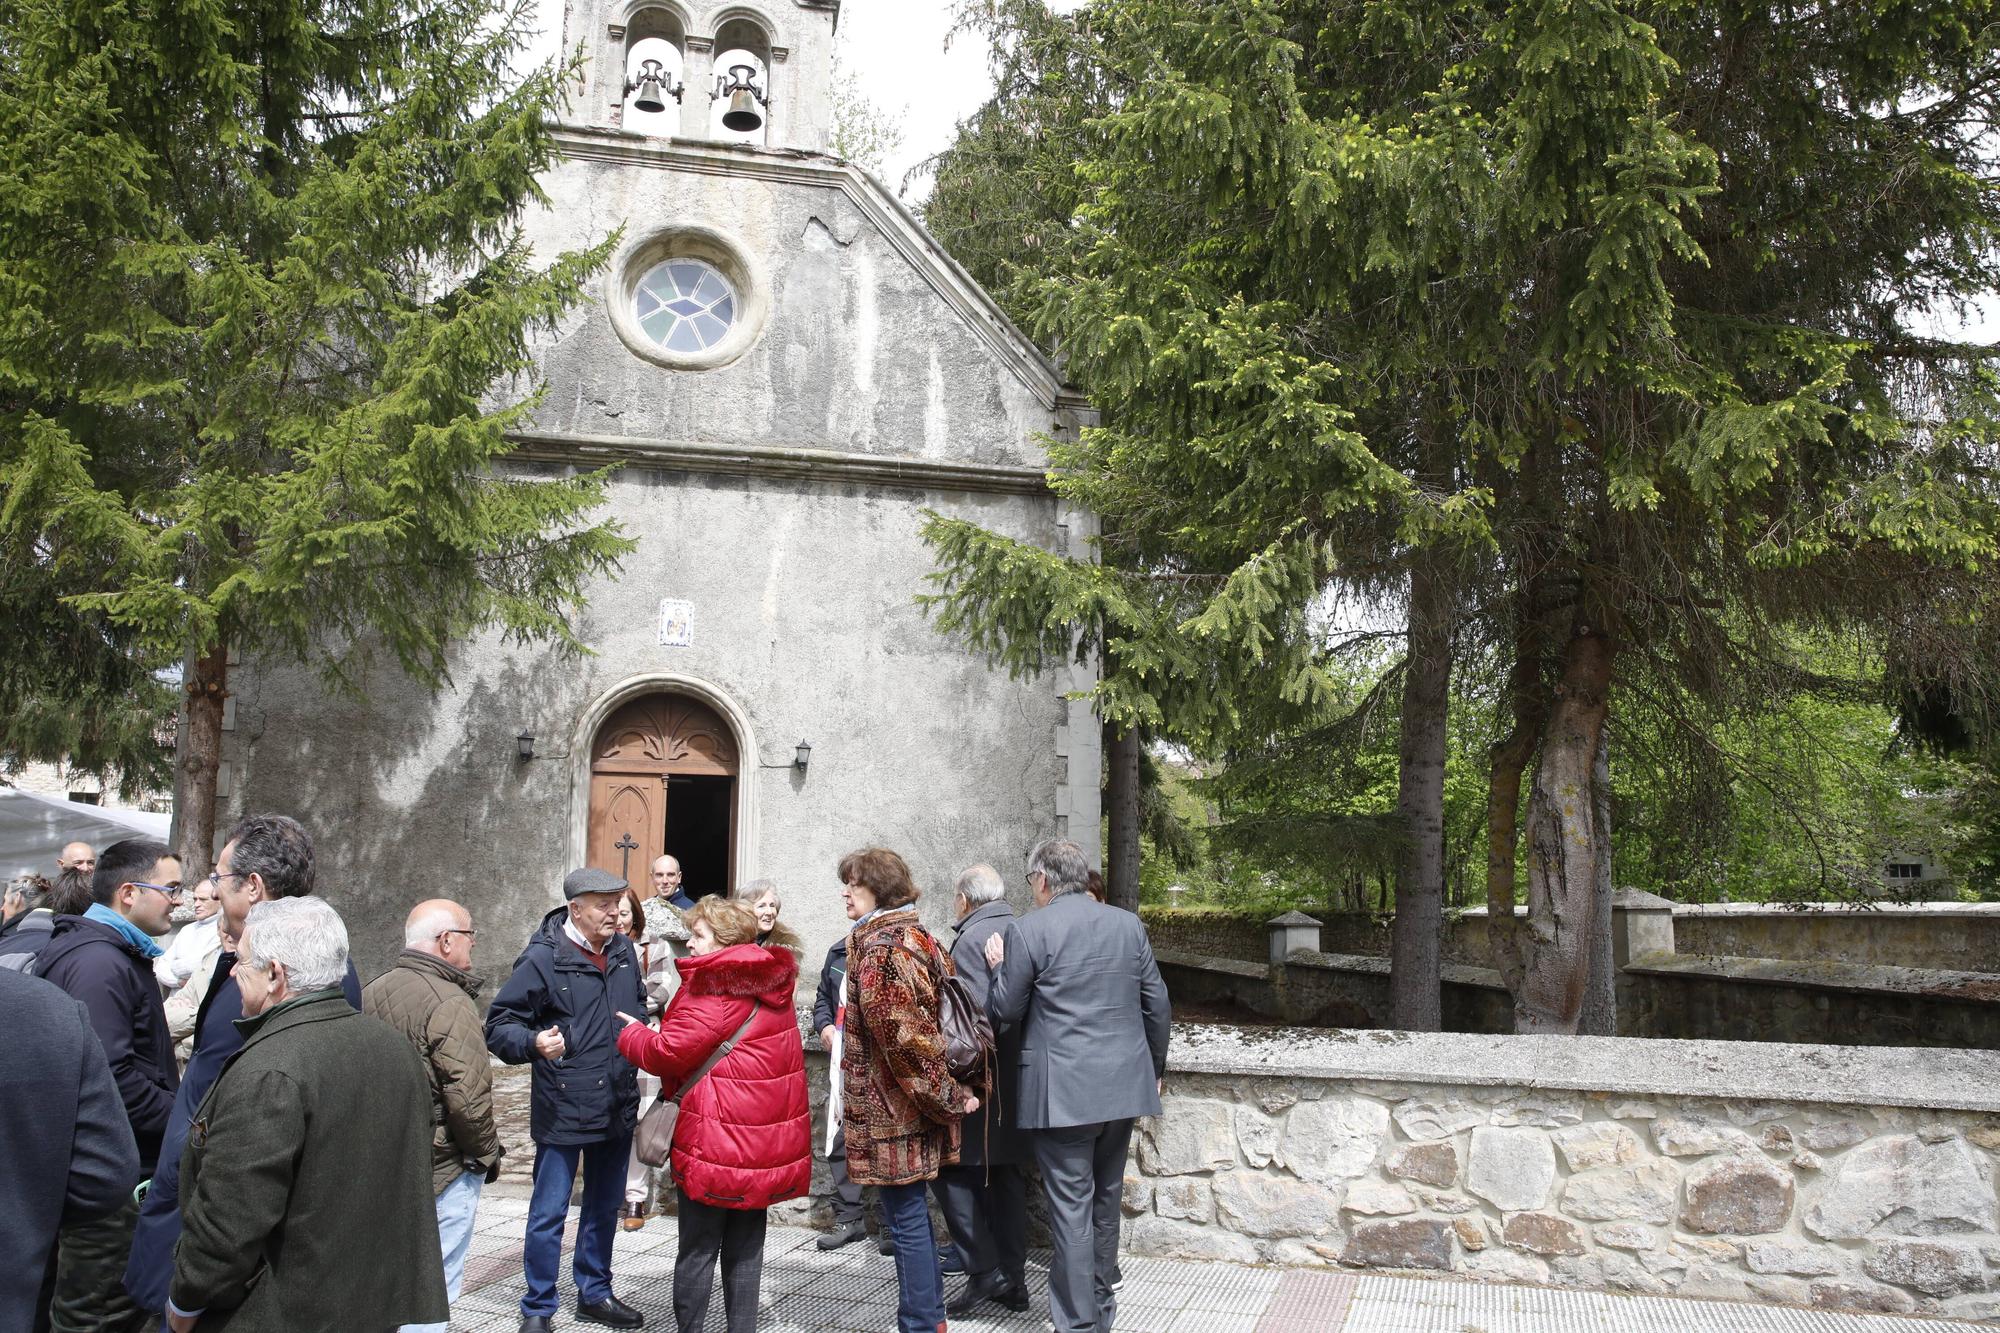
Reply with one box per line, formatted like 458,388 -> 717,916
677,942 -> 798,1004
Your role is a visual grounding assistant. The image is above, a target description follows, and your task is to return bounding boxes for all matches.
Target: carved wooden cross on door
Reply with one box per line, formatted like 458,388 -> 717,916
614,832 -> 639,881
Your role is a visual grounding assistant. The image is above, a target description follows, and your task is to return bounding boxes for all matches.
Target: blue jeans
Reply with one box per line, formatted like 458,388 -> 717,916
401,1169 -> 484,1333
878,1180 -> 945,1333
523,1136 -> 628,1317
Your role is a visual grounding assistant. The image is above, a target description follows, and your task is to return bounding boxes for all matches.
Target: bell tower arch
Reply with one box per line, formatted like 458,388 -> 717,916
570,0 -> 838,153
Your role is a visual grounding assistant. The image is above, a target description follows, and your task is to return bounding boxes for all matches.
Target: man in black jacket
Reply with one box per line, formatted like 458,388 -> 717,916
486,868 -> 646,1333
34,837 -> 181,1333
0,968 -> 140,1333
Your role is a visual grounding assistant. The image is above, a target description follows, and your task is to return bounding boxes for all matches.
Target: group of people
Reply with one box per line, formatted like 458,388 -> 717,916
0,820 -> 1171,1333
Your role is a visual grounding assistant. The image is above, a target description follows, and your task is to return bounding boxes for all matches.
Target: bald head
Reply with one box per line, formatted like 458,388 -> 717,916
404,898 -> 475,969
650,855 -> 684,900
58,842 -> 96,875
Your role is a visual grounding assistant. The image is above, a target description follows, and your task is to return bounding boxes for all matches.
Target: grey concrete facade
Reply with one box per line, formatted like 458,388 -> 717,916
223,14 -> 1099,980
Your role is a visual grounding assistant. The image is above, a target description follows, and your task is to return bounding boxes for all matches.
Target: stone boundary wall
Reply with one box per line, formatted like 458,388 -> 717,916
1129,1026 -> 2000,1323
1142,903 -> 2000,973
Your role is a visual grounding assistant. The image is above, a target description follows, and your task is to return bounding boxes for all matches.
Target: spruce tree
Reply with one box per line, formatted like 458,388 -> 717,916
923,0 -> 2000,1031
0,0 -> 632,870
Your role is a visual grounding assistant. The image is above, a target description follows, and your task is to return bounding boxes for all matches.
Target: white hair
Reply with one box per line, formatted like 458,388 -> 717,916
735,878 -> 780,910
243,897 -> 349,992
404,904 -> 461,947
955,864 -> 1005,906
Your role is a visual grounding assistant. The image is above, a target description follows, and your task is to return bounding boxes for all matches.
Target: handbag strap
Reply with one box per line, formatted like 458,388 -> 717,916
668,999 -> 761,1105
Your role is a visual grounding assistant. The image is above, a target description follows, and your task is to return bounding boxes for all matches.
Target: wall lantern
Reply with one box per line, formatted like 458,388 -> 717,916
714,63 -> 769,133
794,739 -> 812,772
626,57 -> 684,113
517,732 -> 535,762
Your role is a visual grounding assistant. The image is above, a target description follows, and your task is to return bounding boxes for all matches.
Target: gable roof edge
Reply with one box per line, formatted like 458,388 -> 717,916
549,128 -> 1089,415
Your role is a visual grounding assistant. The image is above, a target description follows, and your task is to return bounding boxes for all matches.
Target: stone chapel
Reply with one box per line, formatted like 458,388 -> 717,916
223,0 -> 1100,977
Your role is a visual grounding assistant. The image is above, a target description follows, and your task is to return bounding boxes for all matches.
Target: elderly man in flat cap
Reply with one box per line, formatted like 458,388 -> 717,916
486,869 -> 648,1332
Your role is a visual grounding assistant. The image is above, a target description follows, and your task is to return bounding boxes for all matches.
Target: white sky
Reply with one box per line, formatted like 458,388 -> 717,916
525,0 -> 997,202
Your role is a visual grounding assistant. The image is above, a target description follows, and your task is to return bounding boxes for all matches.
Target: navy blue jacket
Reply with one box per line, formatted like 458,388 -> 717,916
485,906 -> 643,1146
122,950 -> 362,1314
34,914 -> 179,1173
0,968 -> 140,1333
811,935 -> 850,1035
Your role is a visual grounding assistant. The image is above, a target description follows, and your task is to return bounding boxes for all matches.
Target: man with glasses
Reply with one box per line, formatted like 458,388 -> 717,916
365,899 -> 504,1333
123,813 -> 365,1319
31,837 -> 182,1333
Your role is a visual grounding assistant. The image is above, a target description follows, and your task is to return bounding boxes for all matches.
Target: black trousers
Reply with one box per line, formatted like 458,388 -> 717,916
932,1162 -> 1028,1286
51,1197 -> 148,1333
673,1190 -> 766,1333
826,1126 -> 872,1226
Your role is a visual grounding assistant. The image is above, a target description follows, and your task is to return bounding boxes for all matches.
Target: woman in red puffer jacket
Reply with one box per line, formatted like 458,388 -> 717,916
616,897 -> 809,1333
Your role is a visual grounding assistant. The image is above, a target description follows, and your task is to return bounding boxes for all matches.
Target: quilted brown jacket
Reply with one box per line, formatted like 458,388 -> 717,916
363,950 -> 502,1194
840,908 -> 971,1186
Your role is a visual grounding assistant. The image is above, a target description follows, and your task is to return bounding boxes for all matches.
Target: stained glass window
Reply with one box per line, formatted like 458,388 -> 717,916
634,258 -> 738,354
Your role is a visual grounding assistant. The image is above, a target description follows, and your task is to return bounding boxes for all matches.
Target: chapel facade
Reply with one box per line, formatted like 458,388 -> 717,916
222,0 -> 1100,977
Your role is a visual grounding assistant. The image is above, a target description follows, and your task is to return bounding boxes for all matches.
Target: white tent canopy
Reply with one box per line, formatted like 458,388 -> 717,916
0,786 -> 173,880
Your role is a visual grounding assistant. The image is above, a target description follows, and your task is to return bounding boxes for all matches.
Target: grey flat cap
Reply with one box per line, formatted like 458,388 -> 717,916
564,867 -> 628,899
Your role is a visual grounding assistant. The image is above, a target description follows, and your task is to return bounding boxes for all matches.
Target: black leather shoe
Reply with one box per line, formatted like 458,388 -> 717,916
519,1318 -> 554,1333
996,1281 -> 1030,1313
817,1219 -> 868,1250
577,1295 -> 645,1328
877,1231 -> 896,1255
947,1270 -> 1008,1316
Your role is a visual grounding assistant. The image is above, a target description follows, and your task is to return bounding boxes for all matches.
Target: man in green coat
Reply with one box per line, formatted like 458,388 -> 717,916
166,897 -> 447,1333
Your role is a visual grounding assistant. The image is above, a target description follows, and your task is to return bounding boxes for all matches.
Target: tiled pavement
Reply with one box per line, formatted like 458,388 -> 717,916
448,1189 -> 1988,1332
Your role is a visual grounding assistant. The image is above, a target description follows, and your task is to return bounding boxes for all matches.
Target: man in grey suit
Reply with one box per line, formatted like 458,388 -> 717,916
985,838 -> 1170,1333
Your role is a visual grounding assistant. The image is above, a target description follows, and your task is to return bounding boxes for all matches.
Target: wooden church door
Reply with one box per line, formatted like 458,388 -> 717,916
585,693 -> 739,894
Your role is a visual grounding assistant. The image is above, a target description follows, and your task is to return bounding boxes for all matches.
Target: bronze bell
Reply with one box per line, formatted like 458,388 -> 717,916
722,86 -> 763,132
630,58 -> 670,114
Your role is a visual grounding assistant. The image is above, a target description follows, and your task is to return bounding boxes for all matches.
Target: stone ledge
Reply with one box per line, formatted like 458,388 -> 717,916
1626,952 -> 2000,1005
1164,1023 -> 2000,1114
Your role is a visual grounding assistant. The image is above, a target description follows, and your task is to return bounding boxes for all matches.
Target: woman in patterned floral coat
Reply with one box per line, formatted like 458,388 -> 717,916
838,847 -> 979,1333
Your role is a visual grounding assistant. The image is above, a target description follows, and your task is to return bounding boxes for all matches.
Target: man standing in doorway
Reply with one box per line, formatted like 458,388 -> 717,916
486,869 -> 646,1332
650,854 -> 695,912
365,899 -> 503,1333
985,838 -> 1170,1333
33,837 -> 182,1333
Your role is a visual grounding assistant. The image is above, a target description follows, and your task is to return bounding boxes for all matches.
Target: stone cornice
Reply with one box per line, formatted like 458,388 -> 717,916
548,126 -> 1092,417
1165,1022 -> 2000,1114
507,428 -> 1053,496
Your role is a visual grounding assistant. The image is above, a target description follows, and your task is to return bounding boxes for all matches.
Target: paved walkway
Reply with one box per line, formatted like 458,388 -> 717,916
447,1189 -> 1988,1332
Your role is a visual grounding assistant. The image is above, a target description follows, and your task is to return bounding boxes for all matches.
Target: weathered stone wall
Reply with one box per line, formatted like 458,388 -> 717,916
1158,948 -> 2000,1049
1125,1027 -> 2000,1323
1143,904 -> 2000,973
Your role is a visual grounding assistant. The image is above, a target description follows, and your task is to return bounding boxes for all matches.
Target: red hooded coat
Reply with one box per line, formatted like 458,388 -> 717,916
616,942 -> 810,1210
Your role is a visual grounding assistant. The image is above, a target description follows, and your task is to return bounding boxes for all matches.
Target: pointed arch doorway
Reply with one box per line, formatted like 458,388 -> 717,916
585,692 -> 739,898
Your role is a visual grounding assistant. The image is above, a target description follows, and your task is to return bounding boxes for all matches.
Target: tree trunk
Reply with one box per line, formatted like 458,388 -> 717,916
1577,723 -> 1617,1036
1485,613 -> 1547,999
1390,561 -> 1453,1031
1515,621 -> 1615,1034
1104,720 -> 1141,911
177,641 -> 228,881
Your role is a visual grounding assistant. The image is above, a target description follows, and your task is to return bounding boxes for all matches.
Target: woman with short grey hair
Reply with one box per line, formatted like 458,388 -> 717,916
734,879 -> 802,960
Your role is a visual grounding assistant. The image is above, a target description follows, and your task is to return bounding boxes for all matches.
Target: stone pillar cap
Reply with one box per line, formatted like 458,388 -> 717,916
1611,887 -> 1676,912
1267,910 -> 1323,927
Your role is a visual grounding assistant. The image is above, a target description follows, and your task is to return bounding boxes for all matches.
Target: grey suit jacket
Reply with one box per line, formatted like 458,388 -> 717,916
986,891 -> 1171,1130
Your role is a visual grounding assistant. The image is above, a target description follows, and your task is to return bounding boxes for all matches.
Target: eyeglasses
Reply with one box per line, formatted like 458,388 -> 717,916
436,928 -> 477,942
131,882 -> 184,902
207,869 -> 248,889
